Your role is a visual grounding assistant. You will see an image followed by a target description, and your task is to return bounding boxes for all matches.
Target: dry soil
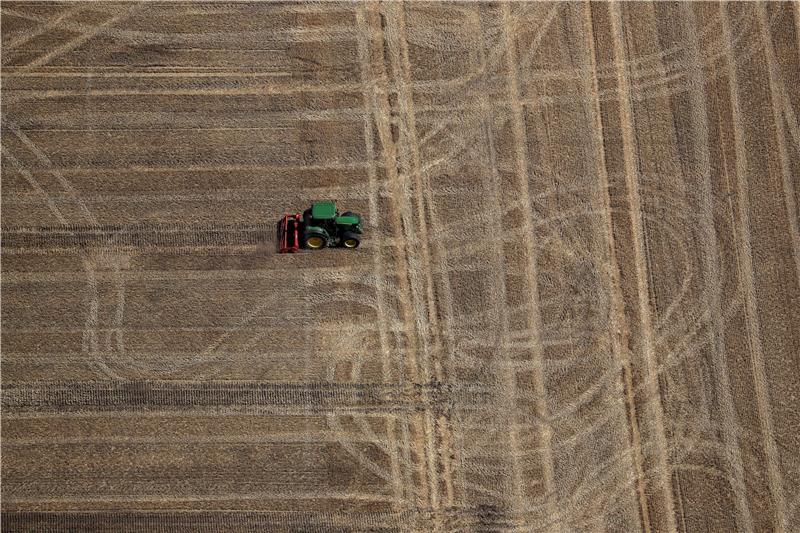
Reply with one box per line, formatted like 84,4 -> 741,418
2,2 -> 800,532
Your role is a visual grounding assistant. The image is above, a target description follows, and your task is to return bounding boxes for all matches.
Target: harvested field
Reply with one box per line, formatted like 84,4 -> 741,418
2,2 -> 800,532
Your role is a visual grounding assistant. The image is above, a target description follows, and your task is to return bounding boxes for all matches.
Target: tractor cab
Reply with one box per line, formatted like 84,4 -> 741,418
278,201 -> 363,253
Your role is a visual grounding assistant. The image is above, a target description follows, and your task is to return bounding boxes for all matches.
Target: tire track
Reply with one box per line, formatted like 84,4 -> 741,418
500,3 -> 559,527
383,4 -> 447,524
720,7 -> 788,530
405,10 -> 774,118
511,5 -> 738,85
354,3 -> 403,505
630,7 -> 714,528
404,0 -> 727,96
796,3 -> 800,54
682,5 -> 754,531
4,6 -> 356,48
324,359 -> 398,487
363,1 -> 430,511
608,3 -> 678,531
4,122 -> 97,224
435,284 -> 744,526
405,2 -> 531,95
552,397 -> 749,531
1,134 -> 111,378
474,3 -> 526,512
755,5 -> 800,289
21,4 -> 144,71
2,4 -> 86,52
581,4 -> 652,531
392,3 -> 460,515
514,4 -> 562,76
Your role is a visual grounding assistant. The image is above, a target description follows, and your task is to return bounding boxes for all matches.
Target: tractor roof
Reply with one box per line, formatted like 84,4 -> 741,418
311,201 -> 336,220
335,215 -> 359,225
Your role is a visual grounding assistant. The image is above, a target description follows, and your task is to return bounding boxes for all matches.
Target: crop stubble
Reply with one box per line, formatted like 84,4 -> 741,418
2,2 -> 799,532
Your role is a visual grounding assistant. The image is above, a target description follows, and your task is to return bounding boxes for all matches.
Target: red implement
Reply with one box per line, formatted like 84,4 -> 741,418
277,213 -> 301,253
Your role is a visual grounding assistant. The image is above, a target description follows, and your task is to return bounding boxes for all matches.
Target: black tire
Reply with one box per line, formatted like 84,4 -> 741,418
302,208 -> 312,226
340,230 -> 360,249
340,211 -> 354,217
304,230 -> 327,250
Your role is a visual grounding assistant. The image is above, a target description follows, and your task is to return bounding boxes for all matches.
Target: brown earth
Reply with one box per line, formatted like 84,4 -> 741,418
2,2 -> 799,532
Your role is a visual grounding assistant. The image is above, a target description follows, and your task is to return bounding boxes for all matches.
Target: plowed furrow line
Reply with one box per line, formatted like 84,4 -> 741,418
0,510 -> 415,533
2,381 -> 490,414
2,223 -> 273,250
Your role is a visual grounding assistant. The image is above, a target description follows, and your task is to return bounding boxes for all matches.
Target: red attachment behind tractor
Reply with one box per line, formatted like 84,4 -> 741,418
278,214 -> 301,253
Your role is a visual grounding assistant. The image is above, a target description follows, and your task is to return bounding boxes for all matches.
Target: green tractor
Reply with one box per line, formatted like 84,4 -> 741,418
278,201 -> 363,253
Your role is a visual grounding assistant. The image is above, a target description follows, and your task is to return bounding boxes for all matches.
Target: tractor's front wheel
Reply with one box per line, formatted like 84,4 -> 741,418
304,231 -> 327,250
341,231 -> 360,249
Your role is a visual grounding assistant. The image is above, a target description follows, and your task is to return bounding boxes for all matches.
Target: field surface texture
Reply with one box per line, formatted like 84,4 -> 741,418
2,2 -> 800,532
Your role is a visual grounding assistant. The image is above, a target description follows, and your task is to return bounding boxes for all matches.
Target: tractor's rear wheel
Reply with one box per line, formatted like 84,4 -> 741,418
341,231 -> 360,249
304,232 -> 327,249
